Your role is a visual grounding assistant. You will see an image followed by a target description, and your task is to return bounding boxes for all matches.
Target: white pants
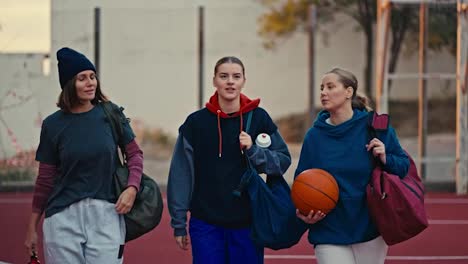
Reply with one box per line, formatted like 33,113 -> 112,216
43,198 -> 126,264
315,236 -> 388,264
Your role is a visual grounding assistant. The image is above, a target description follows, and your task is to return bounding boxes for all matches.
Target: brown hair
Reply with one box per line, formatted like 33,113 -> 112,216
326,68 -> 372,111
214,56 -> 245,76
57,76 -> 108,112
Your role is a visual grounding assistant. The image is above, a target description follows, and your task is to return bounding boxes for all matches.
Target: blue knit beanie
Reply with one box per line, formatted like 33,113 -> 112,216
57,47 -> 96,89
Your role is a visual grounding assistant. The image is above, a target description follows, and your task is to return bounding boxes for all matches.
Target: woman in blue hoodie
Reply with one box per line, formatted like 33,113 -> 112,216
167,56 -> 291,264
295,68 -> 409,264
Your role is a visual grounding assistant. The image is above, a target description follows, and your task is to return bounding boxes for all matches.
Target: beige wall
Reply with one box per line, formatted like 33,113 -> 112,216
49,0 -> 310,135
49,0 -> 458,132
0,53 -> 49,158
0,0 -> 457,158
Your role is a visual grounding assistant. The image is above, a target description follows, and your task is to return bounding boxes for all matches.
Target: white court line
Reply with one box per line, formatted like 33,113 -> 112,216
426,198 -> 468,204
1,198 -> 467,204
265,255 -> 314,260
265,255 -> 468,260
387,256 -> 468,260
1,197 -> 466,224
1,197 -> 467,203
0,198 -> 169,203
429,220 -> 468,224
0,198 -> 31,204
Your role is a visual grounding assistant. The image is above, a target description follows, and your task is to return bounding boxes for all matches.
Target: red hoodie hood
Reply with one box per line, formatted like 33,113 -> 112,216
205,92 -> 260,157
205,92 -> 260,117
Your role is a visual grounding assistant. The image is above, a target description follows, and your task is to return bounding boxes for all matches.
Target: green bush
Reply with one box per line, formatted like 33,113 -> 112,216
0,168 -> 35,184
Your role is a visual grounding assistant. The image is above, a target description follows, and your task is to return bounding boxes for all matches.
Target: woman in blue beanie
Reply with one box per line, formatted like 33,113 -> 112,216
294,68 -> 409,264
24,47 -> 144,263
167,56 -> 292,264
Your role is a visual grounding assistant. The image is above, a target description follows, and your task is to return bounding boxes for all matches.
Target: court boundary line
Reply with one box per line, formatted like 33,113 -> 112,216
264,255 -> 468,260
2,198 -> 468,204
426,198 -> 468,204
0,198 -> 170,203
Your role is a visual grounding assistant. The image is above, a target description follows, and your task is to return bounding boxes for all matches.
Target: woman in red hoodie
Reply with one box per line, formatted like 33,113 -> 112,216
168,56 -> 292,264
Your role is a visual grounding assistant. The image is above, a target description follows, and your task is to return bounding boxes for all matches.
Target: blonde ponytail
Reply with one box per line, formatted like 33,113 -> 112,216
352,92 -> 373,111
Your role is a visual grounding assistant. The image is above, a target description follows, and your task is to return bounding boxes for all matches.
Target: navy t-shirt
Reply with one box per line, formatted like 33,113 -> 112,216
36,103 -> 135,217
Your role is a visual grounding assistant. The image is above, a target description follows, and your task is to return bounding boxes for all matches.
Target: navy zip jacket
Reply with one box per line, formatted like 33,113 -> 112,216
168,92 -> 291,237
295,109 -> 409,245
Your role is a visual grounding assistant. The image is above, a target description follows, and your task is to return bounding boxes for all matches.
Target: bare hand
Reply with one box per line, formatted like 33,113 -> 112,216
115,186 -> 137,214
24,227 -> 38,256
296,209 -> 326,224
175,235 -> 190,250
239,131 -> 253,150
366,138 -> 386,164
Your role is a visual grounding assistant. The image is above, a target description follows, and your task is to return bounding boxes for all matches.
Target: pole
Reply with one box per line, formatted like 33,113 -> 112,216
375,0 -> 391,113
198,6 -> 205,109
455,0 -> 468,194
418,4 -> 428,179
308,5 -> 317,125
94,7 -> 101,74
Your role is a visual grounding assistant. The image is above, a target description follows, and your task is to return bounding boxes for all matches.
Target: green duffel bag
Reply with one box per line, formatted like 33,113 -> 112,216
102,101 -> 164,242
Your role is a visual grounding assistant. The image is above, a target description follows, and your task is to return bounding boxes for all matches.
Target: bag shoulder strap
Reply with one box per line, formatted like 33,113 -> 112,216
232,110 -> 254,197
367,111 -> 390,168
243,111 -> 254,167
101,101 -> 125,149
101,101 -> 130,166
368,111 -> 390,132
246,111 -> 253,134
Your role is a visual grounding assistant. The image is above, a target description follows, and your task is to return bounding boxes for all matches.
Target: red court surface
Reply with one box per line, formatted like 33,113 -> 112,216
1,192 -> 468,264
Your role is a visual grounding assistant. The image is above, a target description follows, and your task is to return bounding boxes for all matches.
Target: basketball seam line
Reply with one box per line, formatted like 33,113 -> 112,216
322,172 -> 337,189
292,192 -> 333,212
297,181 -> 338,205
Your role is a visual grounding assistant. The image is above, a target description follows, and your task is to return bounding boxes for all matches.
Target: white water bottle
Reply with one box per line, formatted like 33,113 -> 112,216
255,133 -> 271,148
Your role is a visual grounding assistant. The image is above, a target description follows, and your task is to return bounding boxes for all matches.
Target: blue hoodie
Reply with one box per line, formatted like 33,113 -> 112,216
295,109 -> 409,245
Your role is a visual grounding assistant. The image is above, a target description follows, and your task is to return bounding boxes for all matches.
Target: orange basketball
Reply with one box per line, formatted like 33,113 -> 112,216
291,168 -> 339,215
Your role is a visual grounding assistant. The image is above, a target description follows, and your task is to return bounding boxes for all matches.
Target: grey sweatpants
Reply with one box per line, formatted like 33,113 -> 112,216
43,198 -> 126,264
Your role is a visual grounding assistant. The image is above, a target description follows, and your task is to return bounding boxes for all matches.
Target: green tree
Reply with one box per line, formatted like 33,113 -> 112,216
258,0 -> 375,96
257,0 -> 456,98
